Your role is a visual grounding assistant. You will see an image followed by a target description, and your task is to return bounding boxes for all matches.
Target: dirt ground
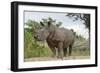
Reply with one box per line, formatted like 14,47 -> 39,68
24,56 -> 90,62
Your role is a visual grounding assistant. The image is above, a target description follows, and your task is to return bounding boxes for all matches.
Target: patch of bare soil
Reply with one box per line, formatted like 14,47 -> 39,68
24,56 -> 90,62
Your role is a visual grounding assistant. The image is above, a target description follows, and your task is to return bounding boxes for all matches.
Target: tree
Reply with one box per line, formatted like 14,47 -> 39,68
25,20 -> 41,34
42,17 -> 62,27
56,21 -> 62,27
66,13 -> 90,31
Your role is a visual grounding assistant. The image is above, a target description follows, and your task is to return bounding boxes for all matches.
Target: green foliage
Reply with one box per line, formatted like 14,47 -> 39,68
24,30 -> 53,59
25,20 -> 41,34
41,17 -> 62,27
75,34 -> 86,41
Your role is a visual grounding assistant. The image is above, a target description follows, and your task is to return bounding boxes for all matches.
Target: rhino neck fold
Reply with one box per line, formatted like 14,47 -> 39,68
47,29 -> 56,40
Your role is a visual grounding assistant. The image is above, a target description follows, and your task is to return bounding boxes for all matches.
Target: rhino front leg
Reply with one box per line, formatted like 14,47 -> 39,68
57,42 -> 63,59
63,48 -> 68,57
47,44 -> 56,57
51,48 -> 56,57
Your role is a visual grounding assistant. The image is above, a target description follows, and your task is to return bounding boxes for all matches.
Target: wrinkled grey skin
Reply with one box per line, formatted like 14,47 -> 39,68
34,21 -> 75,59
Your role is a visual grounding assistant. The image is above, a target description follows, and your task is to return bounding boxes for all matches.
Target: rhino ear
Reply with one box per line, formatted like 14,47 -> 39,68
48,21 -> 51,27
40,22 -> 45,26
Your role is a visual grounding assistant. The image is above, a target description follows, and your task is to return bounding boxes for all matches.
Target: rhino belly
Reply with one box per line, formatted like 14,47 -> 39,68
63,37 -> 74,48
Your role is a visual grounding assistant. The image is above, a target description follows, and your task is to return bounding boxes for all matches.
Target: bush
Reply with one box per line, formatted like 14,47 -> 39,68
24,31 -> 53,59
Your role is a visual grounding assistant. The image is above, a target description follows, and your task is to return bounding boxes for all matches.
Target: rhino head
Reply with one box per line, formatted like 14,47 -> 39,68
34,21 -> 57,41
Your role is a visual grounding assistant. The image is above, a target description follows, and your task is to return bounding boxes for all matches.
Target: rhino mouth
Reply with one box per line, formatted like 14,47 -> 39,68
34,36 -> 43,41
36,39 -> 42,41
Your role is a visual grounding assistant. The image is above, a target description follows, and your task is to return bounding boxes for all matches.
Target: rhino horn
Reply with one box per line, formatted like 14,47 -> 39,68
40,22 -> 45,26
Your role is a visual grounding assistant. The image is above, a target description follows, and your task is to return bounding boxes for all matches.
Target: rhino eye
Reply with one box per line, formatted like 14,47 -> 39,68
34,34 -> 37,38
34,34 -> 40,39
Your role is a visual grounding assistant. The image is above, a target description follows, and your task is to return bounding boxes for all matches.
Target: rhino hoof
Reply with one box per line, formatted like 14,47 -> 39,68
57,56 -> 63,60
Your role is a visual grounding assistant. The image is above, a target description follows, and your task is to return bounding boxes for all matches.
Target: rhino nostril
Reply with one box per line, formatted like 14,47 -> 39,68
34,35 -> 40,39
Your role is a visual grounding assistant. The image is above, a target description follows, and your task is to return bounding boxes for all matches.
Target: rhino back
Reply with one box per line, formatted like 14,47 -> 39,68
52,28 -> 74,42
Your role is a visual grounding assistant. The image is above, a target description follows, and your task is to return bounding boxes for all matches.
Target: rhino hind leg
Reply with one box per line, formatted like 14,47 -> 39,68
69,44 -> 73,56
63,48 -> 67,57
